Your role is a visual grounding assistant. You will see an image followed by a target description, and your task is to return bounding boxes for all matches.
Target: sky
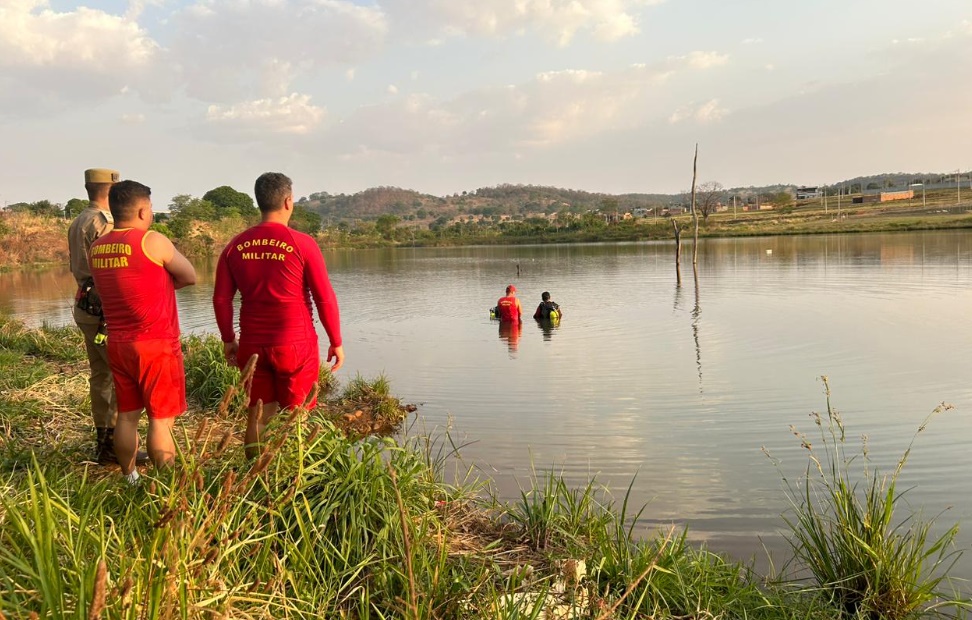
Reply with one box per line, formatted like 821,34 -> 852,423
1,0 -> 971,206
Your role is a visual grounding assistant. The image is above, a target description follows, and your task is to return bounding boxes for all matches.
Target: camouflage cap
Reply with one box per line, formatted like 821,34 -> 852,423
84,168 -> 120,184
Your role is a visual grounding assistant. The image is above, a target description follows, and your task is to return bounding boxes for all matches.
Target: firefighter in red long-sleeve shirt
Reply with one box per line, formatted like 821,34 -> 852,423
213,172 -> 344,457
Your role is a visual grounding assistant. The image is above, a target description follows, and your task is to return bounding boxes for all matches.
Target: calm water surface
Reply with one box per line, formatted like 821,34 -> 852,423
4,231 -> 972,579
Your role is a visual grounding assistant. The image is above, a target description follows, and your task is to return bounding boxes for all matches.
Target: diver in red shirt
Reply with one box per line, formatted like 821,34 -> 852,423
213,172 -> 343,457
495,284 -> 522,323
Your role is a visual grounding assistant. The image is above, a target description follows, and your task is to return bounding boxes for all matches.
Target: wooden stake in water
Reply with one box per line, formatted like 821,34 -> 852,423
691,143 -> 699,267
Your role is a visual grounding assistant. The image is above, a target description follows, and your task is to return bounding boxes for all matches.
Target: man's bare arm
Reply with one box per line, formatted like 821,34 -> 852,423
144,231 -> 197,289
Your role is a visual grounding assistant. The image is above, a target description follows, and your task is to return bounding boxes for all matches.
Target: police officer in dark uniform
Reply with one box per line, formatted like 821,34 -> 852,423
67,168 -> 148,465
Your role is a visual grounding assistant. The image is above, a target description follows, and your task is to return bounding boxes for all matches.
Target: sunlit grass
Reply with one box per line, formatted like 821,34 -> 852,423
0,318 -> 966,618
768,377 -> 968,619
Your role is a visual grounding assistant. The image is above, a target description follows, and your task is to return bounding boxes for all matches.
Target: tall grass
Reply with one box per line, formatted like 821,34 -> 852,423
182,334 -> 244,410
3,321 -> 964,619
0,412 -> 454,618
0,315 -> 85,362
772,377 -> 965,619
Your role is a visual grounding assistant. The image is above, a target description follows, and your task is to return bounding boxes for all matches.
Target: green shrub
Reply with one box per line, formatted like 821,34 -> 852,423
774,377 -> 963,619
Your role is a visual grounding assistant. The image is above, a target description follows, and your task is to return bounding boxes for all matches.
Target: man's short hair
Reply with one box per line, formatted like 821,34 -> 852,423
108,180 -> 151,222
541,291 -> 551,301
254,172 -> 292,213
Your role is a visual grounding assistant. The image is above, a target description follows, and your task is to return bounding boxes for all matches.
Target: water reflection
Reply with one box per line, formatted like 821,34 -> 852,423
692,266 -> 703,394
534,317 -> 561,341
497,321 -> 522,356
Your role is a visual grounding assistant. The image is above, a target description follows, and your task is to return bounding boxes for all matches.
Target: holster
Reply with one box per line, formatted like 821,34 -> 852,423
75,278 -> 104,317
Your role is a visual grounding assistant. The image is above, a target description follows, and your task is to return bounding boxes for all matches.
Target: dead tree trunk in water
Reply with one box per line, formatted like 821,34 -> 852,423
672,219 -> 682,285
691,143 -> 699,267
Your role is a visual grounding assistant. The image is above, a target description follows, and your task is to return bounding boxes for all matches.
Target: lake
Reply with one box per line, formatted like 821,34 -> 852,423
3,231 -> 972,581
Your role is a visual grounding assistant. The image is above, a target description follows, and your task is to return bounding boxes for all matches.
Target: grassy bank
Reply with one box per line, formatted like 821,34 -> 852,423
0,317 -> 966,618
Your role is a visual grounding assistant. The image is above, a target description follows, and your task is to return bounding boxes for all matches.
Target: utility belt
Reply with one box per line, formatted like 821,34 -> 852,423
76,278 -> 108,346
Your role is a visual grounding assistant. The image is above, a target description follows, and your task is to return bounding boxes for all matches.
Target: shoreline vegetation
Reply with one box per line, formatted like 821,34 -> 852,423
2,186 -> 971,268
0,316 -> 967,618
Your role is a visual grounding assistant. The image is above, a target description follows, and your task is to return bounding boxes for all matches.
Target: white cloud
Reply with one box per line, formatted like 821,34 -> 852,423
387,84 -> 399,95
0,0 -> 157,68
741,37 -> 763,45
677,50 -> 730,69
121,113 -> 145,124
171,0 -> 388,102
382,0 -> 656,46
206,93 -> 326,138
536,69 -> 603,83
0,0 -> 162,112
346,68 -> 357,81
327,53 -> 721,158
695,98 -> 727,123
669,99 -> 727,124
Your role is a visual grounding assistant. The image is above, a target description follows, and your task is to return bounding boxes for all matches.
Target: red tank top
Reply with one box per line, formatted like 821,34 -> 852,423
90,228 -> 180,343
496,296 -> 520,322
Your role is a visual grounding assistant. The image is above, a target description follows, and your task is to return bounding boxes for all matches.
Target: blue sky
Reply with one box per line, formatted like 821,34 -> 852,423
1,0 -> 970,206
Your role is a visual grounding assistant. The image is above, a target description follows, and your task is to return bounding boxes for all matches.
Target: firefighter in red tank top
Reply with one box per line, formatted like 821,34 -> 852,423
213,172 -> 344,458
496,284 -> 522,322
89,180 -> 197,484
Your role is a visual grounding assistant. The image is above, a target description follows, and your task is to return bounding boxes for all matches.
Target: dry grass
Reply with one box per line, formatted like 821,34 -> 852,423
0,212 -> 70,268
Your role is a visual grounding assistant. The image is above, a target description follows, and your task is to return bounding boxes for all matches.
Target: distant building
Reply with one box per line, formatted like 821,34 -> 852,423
796,187 -> 822,200
852,190 -> 914,204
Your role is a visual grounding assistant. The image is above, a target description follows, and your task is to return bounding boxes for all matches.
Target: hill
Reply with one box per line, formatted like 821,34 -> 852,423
298,171 -> 967,226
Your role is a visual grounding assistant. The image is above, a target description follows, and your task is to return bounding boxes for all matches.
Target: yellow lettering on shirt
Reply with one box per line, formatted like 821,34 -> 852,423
241,252 -> 287,261
91,243 -> 132,257
236,238 -> 295,254
91,256 -> 129,269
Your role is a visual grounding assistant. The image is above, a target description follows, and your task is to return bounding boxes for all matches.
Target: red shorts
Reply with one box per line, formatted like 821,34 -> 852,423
238,340 -> 320,409
107,338 -> 187,419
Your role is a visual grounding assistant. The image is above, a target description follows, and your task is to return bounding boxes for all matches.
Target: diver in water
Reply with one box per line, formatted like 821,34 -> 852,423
532,291 -> 561,322
494,284 -> 523,322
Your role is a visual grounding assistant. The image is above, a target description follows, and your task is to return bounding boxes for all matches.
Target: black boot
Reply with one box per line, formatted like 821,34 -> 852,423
96,428 -> 150,466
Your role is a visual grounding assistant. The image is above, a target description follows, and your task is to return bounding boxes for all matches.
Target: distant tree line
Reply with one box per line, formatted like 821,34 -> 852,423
7,185 -> 323,242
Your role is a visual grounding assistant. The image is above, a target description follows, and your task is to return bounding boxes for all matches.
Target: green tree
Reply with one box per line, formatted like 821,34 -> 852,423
773,191 -> 794,208
169,194 -> 217,221
290,205 -> 322,234
12,200 -> 63,218
430,215 -> 450,231
64,198 -> 89,218
166,195 -> 217,238
202,186 -> 257,219
375,214 -> 399,240
581,211 -> 606,230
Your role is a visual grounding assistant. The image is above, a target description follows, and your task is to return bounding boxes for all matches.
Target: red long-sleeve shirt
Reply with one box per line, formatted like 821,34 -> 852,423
213,222 -> 341,348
